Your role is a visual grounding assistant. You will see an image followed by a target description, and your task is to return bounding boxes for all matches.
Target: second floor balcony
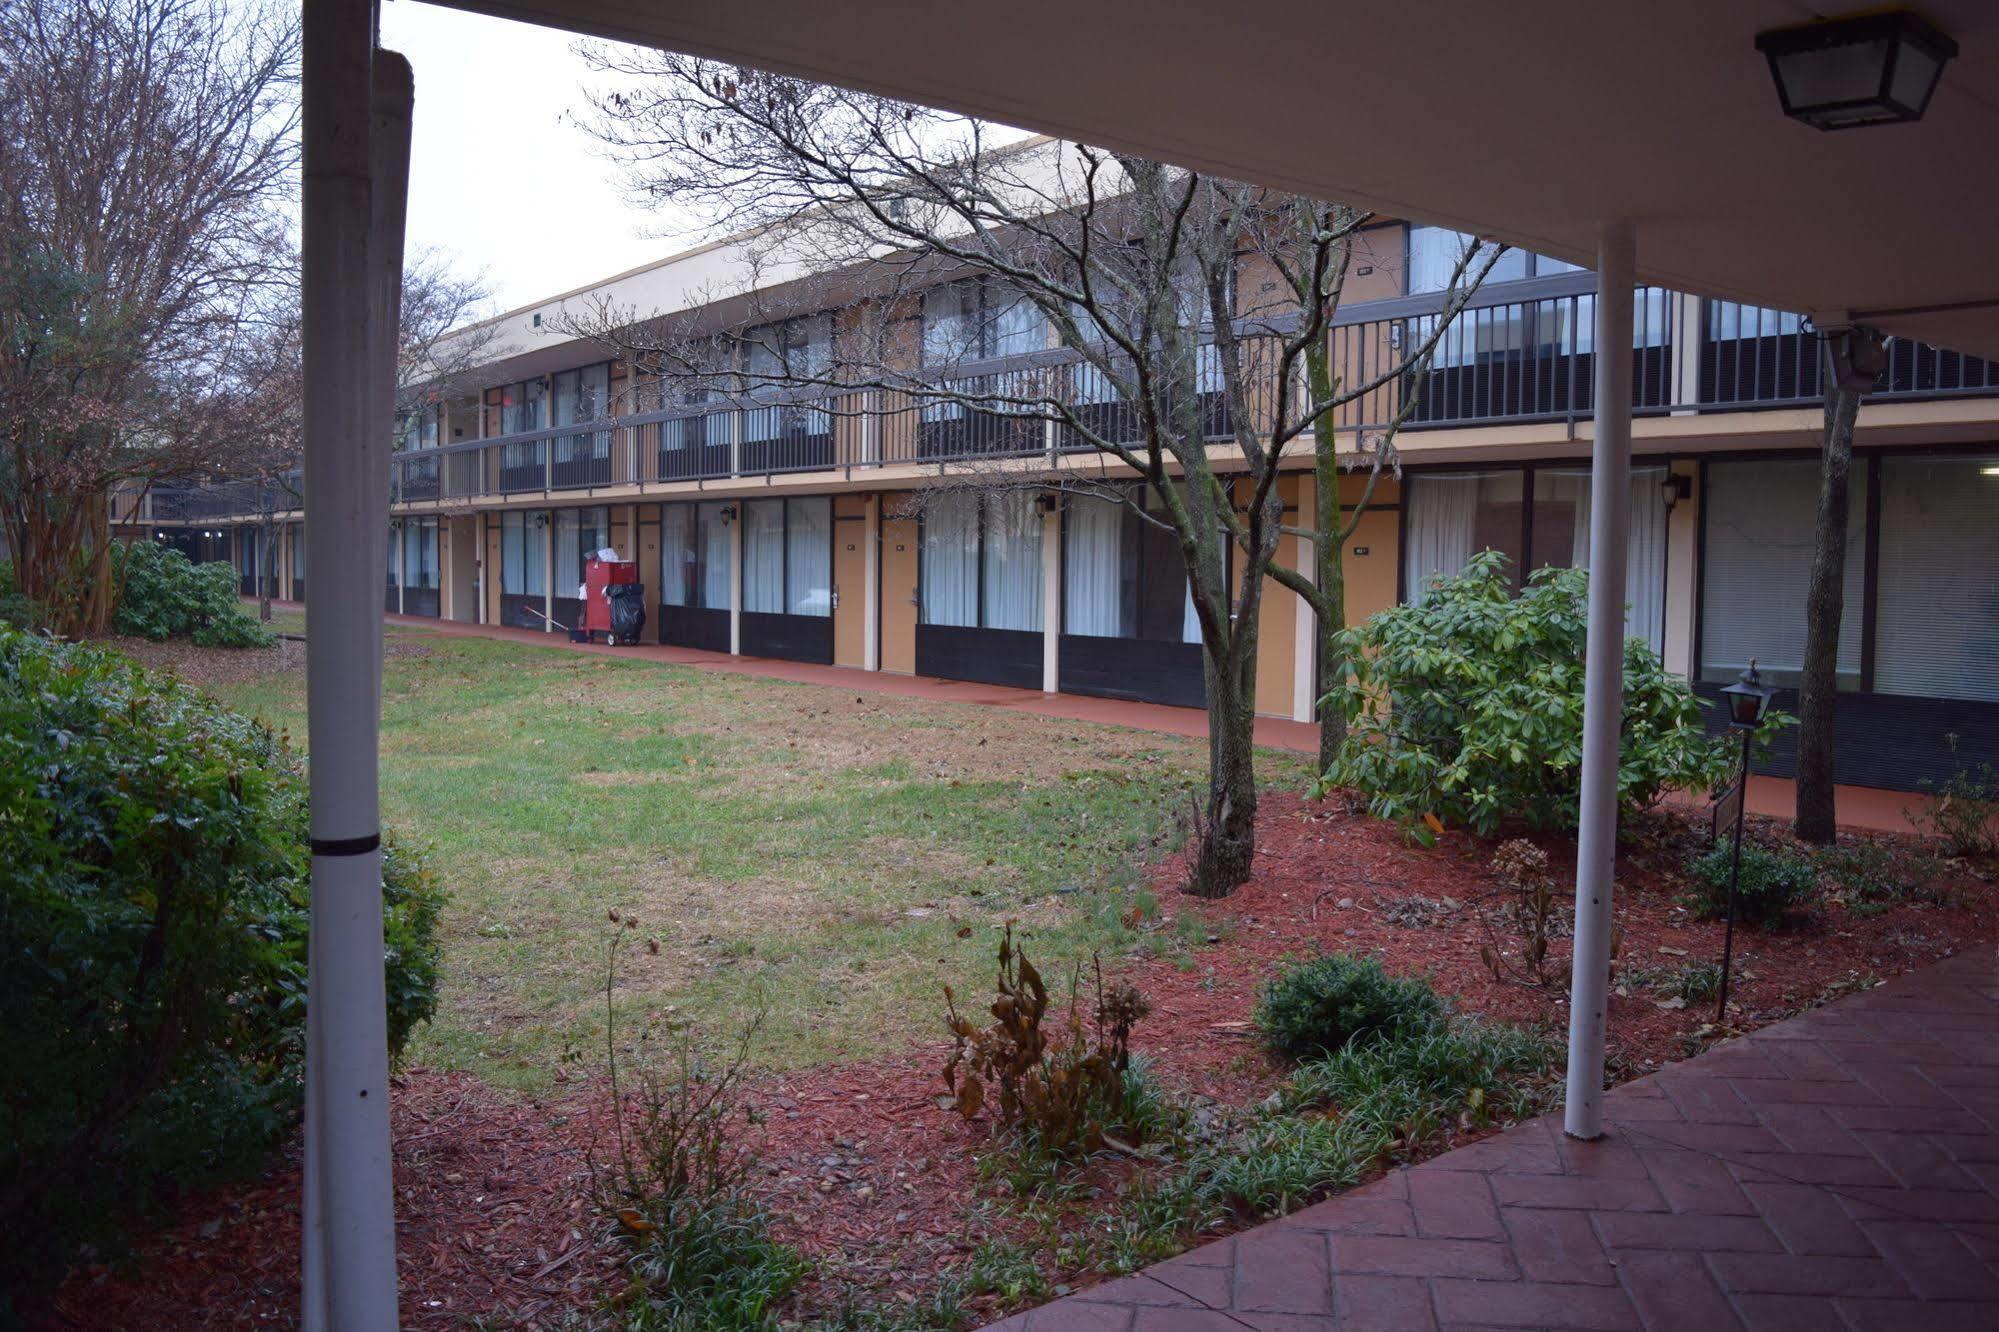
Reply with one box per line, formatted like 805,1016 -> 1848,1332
144,279 -> 1999,524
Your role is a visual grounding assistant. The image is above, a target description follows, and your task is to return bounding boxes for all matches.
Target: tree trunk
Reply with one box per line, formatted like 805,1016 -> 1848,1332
1312,451 -> 1349,773
258,518 -> 275,621
1191,642 -> 1260,897
1795,382 -> 1863,844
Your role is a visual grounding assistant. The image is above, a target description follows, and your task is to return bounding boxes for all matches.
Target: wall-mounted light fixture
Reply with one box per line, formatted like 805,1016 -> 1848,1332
1660,473 -> 1693,511
718,505 -> 738,524
1821,324 -> 1890,391
1755,10 -> 1957,131
1035,492 -> 1059,514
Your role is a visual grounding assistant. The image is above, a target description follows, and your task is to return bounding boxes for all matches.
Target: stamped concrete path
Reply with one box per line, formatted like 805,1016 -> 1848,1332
984,948 -> 1999,1330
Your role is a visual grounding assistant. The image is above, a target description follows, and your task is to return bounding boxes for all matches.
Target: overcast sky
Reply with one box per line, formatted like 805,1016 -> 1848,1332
380,1 -> 685,315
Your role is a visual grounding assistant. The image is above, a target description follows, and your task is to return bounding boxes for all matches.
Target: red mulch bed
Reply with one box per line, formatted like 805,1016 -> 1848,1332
40,795 -> 1994,1329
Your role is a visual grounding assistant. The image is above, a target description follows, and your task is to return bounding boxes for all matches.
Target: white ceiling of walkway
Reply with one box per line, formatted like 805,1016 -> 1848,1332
436,0 -> 1999,358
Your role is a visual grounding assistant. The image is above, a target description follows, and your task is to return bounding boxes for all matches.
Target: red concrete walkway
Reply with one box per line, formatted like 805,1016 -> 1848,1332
985,948 -> 1999,1331
294,604 -> 1924,833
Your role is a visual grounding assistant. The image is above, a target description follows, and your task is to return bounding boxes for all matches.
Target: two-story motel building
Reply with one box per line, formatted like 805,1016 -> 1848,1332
132,214 -> 1999,793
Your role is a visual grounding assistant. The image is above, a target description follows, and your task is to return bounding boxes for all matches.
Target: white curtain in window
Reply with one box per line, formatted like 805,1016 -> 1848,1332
923,283 -> 976,365
699,502 -> 732,610
1548,466 -> 1669,652
500,516 -> 520,592
291,524 -> 305,580
554,511 -> 580,595
1183,583 -> 1202,643
661,506 -> 691,606
922,492 -> 979,626
786,497 -> 831,617
992,289 -> 1045,357
1700,459 -> 1863,686
554,507 -> 608,596
501,511 -> 546,595
1063,495 -> 1123,636
524,513 -> 546,595
1403,474 -> 1482,601
552,366 -> 604,462
982,492 -> 1043,631
405,519 -> 437,589
1874,456 -> 1999,702
744,500 -> 785,613
1407,227 -> 1525,294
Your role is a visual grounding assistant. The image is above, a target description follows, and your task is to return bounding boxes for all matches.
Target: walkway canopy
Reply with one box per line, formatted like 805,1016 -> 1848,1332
298,2 -> 1999,1325
450,0 -> 1999,357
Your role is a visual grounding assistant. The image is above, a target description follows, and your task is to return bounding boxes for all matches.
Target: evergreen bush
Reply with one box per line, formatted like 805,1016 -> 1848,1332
1684,842 -> 1819,926
1322,552 -> 1774,840
0,627 -> 441,1309
1254,953 -> 1444,1059
111,539 -> 272,647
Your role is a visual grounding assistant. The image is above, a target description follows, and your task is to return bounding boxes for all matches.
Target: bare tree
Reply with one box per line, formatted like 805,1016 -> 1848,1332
1255,213 -> 1499,770
0,0 -> 297,634
231,245 -> 498,620
1794,327 -> 1884,843
563,57 -> 1491,896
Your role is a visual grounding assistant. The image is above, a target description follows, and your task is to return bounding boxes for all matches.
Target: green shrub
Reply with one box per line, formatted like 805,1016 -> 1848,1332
1254,954 -> 1444,1059
0,627 -> 441,1309
110,539 -> 272,647
1322,551 -> 1778,840
1818,840 -> 1951,913
1684,842 -> 1818,926
0,561 -> 37,630
1915,735 -> 1999,861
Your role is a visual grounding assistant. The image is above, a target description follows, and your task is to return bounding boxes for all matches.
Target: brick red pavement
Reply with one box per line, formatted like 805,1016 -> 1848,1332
983,948 -> 1999,1330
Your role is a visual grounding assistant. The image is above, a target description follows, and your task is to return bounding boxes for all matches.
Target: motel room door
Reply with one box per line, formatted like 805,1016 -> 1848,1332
879,513 -> 919,674
833,500 -> 869,668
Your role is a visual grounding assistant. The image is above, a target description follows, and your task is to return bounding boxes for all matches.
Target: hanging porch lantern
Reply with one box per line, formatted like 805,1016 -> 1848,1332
1755,11 -> 1958,131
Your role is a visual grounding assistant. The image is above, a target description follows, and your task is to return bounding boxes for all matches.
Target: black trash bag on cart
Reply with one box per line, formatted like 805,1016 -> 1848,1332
605,582 -> 647,643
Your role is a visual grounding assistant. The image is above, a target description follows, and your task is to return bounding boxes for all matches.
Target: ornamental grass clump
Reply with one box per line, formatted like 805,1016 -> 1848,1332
1321,551 -> 1775,841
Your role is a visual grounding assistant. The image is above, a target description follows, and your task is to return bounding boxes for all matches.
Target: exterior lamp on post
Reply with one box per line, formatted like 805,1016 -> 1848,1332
1755,10 -> 1957,131
1713,660 -> 1776,1024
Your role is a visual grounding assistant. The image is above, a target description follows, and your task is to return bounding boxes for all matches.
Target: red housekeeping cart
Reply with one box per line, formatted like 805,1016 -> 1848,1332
582,553 -> 645,645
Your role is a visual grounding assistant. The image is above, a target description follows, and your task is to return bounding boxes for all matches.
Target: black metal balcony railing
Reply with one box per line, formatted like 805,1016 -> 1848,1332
1700,309 -> 1999,407
396,453 -> 440,502
152,285 -> 1999,524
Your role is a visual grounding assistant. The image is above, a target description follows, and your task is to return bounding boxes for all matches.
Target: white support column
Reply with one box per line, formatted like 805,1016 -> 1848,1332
1291,481 -> 1318,724
862,493 -> 881,671
1660,460 -> 1699,680
300,7 -> 405,1327
1670,291 -> 1703,414
1564,221 -> 1635,1142
729,508 -> 743,654
542,512 -> 554,631
1041,500 -> 1061,693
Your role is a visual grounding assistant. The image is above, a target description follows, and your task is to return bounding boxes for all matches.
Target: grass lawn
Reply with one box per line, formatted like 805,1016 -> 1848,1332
211,625 -> 1312,1090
